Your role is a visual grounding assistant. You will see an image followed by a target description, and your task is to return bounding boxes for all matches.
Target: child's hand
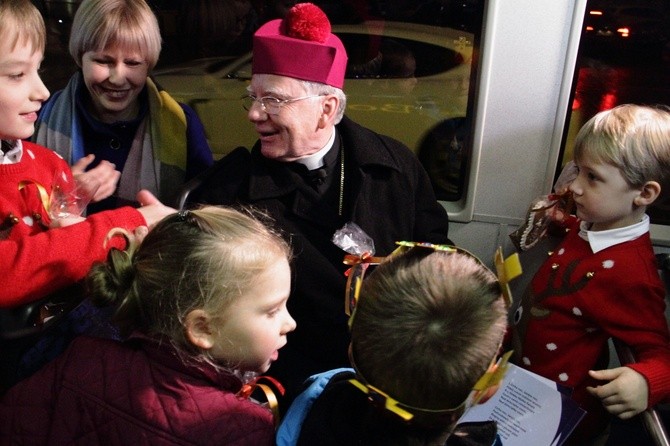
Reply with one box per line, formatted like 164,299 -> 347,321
72,154 -> 120,202
135,190 -> 176,228
132,225 -> 149,244
587,367 -> 649,419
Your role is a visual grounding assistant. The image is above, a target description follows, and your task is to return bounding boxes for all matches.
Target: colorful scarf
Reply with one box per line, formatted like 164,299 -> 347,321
33,72 -> 187,203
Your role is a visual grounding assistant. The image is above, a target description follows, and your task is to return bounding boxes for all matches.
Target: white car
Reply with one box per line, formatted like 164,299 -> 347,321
154,21 -> 475,200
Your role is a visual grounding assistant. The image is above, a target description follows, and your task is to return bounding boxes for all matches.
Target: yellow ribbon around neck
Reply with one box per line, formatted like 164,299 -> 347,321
18,180 -> 51,215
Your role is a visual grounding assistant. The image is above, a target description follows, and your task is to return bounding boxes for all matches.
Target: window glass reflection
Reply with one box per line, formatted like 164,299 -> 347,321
39,0 -> 485,202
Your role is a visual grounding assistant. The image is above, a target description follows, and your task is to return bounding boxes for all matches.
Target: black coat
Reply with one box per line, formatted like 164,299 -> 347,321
191,116 -> 451,399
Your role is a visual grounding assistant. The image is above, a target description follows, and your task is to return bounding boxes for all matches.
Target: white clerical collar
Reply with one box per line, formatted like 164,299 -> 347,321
578,214 -> 650,253
294,130 -> 336,170
0,139 -> 23,165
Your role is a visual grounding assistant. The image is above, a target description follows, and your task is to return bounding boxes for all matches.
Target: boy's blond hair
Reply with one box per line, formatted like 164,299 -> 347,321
68,0 -> 162,69
0,0 -> 46,54
574,104 -> 670,198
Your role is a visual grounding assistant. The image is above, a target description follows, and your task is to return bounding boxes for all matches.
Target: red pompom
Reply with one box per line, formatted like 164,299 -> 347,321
284,3 -> 331,43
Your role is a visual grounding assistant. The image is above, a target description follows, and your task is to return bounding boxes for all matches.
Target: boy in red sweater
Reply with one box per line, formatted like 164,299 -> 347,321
511,104 -> 670,445
0,0 -> 174,387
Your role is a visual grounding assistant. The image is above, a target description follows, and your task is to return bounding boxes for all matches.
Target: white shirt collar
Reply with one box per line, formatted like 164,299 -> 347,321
295,130 -> 336,170
579,214 -> 650,253
0,139 -> 23,165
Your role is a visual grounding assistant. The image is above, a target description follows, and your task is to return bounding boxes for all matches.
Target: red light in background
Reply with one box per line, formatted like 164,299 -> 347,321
572,97 -> 581,110
600,93 -> 617,111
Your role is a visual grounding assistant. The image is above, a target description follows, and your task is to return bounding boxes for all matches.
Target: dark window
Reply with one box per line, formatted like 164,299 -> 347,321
560,0 -> 670,226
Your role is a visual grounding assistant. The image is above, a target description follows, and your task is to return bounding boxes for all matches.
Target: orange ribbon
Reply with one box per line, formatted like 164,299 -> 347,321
343,252 -> 385,276
18,180 -> 50,213
238,375 -> 285,426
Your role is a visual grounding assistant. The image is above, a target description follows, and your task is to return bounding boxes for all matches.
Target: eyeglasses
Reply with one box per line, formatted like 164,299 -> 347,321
241,94 -> 324,115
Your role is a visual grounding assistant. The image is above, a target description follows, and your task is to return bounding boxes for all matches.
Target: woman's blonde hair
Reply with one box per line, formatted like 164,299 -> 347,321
0,0 -> 46,55
68,0 -> 162,68
86,206 -> 291,364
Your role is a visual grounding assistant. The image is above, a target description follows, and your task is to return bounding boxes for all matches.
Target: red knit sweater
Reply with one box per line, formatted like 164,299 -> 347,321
0,141 -> 146,308
513,220 -> 670,442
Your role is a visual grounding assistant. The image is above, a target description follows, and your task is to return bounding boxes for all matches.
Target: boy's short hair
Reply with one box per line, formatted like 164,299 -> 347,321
0,0 -> 46,54
349,248 -> 507,426
68,0 -> 162,69
573,104 -> 670,195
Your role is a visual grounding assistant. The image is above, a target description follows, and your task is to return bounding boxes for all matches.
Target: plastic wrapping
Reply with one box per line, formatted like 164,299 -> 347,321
509,162 -> 577,251
332,222 -> 375,256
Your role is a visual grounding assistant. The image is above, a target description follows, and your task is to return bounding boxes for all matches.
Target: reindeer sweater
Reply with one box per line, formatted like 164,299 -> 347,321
514,220 -> 670,442
0,141 -> 145,308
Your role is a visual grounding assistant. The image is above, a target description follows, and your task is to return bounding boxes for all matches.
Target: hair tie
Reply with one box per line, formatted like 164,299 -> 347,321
177,210 -> 190,221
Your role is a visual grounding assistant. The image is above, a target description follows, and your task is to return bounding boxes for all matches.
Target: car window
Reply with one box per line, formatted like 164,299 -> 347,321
38,0 -> 485,202
340,34 -> 462,78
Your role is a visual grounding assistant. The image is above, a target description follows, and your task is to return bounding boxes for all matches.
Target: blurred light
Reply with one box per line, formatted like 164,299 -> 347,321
589,10 -> 603,16
600,93 -> 617,111
617,27 -> 630,37
586,26 -> 594,31
572,97 -> 581,110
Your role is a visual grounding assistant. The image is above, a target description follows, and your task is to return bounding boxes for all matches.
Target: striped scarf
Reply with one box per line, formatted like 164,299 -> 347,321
32,72 -> 188,203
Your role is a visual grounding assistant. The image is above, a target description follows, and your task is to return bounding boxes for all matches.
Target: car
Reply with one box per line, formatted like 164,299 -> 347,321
582,1 -> 668,49
153,21 -> 476,200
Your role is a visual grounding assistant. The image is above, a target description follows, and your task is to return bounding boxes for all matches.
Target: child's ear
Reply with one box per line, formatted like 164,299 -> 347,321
184,309 -> 215,350
634,181 -> 661,207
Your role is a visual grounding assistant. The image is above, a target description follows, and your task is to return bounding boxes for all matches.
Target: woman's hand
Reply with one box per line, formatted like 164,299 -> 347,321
71,154 -> 121,202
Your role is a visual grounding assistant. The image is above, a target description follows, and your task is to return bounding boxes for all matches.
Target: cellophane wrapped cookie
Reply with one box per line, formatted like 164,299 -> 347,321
509,162 -> 577,251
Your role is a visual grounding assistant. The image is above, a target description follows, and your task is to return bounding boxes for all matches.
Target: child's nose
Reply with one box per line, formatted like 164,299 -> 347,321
283,313 -> 297,334
568,179 -> 580,195
33,75 -> 50,102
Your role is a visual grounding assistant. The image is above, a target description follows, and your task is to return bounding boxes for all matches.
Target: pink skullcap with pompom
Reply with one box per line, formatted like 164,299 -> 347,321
252,2 -> 348,88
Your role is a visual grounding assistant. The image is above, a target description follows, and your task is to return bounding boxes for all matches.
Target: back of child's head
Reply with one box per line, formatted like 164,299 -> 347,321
0,0 -> 46,55
573,104 -> 670,197
86,206 -> 290,358
349,247 -> 507,428
68,0 -> 161,68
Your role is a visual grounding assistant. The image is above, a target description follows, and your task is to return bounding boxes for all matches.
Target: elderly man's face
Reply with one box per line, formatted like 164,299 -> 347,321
247,74 -> 331,162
